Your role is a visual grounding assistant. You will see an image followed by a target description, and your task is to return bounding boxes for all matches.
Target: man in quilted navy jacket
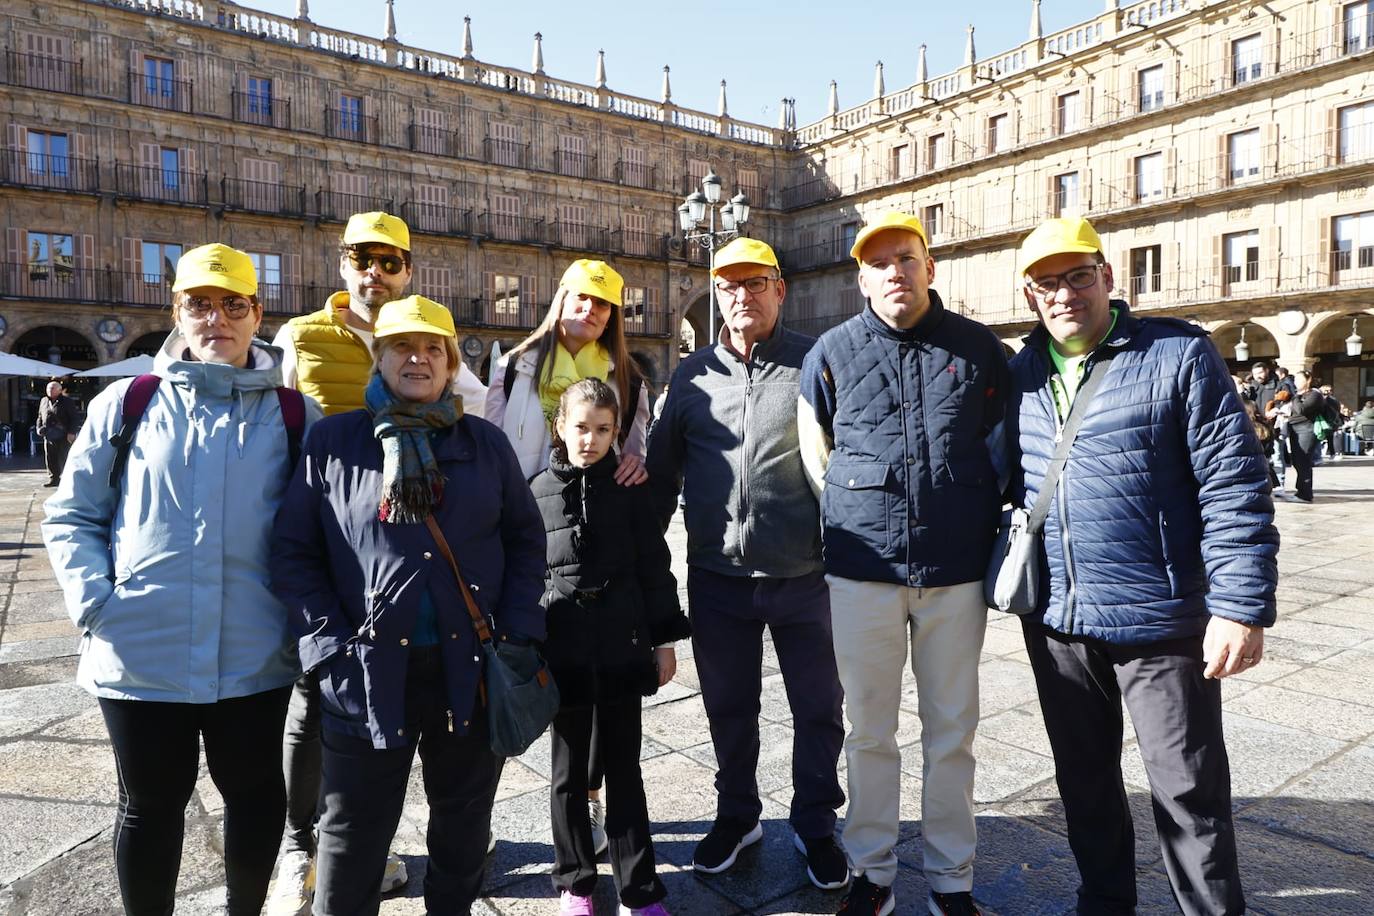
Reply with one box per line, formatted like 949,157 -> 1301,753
1010,217 -> 1278,916
799,211 -> 1009,916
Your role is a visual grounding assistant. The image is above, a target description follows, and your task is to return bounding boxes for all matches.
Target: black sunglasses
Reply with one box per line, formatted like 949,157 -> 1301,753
182,295 -> 255,319
345,250 -> 408,276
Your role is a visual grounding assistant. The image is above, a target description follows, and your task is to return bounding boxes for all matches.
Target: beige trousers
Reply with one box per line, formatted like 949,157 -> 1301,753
828,576 -> 986,891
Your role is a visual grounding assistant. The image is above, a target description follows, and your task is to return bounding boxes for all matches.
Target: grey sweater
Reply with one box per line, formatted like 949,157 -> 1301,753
646,324 -> 822,579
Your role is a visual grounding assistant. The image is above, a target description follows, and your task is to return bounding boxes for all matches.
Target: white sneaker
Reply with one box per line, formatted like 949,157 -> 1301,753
265,849 -> 314,916
380,853 -> 408,894
589,797 -> 609,856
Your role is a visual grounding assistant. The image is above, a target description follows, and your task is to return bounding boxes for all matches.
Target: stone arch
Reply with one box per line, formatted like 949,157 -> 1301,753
1208,320 -> 1282,373
5,323 -> 100,368
125,331 -> 167,358
681,293 -> 710,351
1303,310 -> 1374,408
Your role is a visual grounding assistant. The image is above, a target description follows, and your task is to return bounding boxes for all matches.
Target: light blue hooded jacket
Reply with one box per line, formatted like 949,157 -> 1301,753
42,331 -> 322,702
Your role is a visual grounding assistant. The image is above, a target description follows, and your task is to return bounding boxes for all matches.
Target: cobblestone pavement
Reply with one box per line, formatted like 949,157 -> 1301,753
2,456 -> 1373,915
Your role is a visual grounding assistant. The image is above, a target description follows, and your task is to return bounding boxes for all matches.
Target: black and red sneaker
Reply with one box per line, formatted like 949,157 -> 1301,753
928,890 -> 982,916
837,874 -> 893,916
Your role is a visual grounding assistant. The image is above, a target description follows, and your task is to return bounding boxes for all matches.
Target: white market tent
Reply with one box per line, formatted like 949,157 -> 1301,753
74,355 -> 155,378
0,351 -> 77,378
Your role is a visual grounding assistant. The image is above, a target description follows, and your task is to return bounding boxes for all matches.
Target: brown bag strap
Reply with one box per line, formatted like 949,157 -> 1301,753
424,514 -> 493,645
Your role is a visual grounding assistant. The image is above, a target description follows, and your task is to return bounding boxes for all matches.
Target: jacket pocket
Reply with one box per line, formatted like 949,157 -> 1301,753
822,458 -> 894,555
319,644 -> 367,723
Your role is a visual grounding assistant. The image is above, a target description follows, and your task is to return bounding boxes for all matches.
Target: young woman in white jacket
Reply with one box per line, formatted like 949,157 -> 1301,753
484,259 -> 650,484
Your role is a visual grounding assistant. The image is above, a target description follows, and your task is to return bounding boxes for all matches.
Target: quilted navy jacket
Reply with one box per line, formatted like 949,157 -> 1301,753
800,294 -> 1009,588
1008,304 -> 1278,644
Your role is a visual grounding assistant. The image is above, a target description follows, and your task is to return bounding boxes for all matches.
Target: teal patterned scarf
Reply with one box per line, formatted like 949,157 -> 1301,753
365,373 -> 463,524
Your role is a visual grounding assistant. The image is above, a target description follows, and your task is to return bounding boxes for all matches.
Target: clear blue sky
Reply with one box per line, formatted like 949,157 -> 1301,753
261,1 -> 1111,125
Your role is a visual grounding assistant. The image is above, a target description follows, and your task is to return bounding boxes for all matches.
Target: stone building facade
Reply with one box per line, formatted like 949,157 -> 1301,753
1,0 -> 1372,426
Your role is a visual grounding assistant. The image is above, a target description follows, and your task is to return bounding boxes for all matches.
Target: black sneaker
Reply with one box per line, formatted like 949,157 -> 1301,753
837,875 -> 893,915
793,831 -> 850,891
928,890 -> 982,916
691,817 -> 763,874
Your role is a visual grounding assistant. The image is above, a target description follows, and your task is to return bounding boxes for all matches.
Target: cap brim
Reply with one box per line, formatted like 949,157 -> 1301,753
344,231 -> 410,252
851,224 -> 927,262
1022,242 -> 1101,274
563,280 -> 621,307
172,274 -> 257,296
375,319 -> 455,338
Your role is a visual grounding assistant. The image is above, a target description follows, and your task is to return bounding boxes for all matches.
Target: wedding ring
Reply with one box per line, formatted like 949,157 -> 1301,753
1242,657 -> 1255,663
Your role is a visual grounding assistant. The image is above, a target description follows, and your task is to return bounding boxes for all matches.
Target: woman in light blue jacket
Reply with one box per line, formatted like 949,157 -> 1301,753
42,243 -> 321,916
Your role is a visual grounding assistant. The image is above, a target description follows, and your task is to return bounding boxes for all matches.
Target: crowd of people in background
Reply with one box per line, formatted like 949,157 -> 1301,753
36,207 -> 1294,916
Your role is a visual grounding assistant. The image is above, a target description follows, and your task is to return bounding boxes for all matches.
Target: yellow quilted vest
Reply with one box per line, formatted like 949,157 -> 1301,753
284,292 -> 373,415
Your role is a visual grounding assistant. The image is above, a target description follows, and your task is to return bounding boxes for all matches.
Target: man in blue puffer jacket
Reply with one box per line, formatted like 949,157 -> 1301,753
1009,217 -> 1278,916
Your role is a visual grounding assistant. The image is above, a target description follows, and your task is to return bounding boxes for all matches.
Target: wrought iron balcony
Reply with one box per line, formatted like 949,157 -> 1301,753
0,150 -> 99,193
0,262 -> 102,303
129,70 -> 194,113
221,177 -> 307,215
114,164 -> 208,205
231,90 -> 291,129
408,124 -> 461,157
2,51 -> 83,94
483,138 -> 530,168
477,213 -> 546,245
317,190 -> 391,220
401,201 -> 473,236
613,160 -> 657,191
325,109 -> 379,144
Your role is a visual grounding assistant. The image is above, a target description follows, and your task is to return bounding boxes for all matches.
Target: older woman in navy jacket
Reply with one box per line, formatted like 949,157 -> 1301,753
271,295 -> 546,916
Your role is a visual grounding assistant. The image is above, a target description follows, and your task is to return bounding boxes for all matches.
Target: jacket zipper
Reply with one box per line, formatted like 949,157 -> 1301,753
1051,362 -> 1077,634
738,364 -> 754,560
447,709 -> 454,733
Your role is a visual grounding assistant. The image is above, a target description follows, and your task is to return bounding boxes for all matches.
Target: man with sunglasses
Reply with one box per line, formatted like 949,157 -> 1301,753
798,211 -> 1007,916
1008,217 -> 1277,915
646,237 -> 848,894
267,211 -> 485,912
271,211 -> 485,417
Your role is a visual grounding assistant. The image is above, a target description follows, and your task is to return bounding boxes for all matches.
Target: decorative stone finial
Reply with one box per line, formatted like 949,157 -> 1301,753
661,66 -> 672,103
718,79 -> 728,118
918,43 -> 928,83
827,80 -> 839,117
873,60 -> 885,99
461,16 -> 473,58
295,0 -> 309,20
531,32 -> 544,74
1030,0 -> 1042,40
384,0 -> 396,41
965,24 -> 976,66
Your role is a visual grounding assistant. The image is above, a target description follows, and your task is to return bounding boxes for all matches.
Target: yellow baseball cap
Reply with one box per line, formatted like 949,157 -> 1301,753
343,211 -> 411,252
172,243 -> 257,296
560,259 -> 624,307
373,295 -> 456,339
710,237 -> 779,276
850,211 -> 929,263
1019,217 -> 1104,275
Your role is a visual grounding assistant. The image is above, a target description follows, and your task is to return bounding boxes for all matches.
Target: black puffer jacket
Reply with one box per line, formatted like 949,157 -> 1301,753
530,451 -> 690,706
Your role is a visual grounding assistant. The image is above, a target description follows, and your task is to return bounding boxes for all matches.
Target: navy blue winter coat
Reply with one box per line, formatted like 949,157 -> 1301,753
271,409 -> 547,749
1008,304 -> 1279,645
800,294 -> 1009,588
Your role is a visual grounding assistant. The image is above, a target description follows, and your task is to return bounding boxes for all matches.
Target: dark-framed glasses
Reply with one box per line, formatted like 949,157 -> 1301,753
1025,264 -> 1103,296
346,250 -> 408,275
714,276 -> 776,297
182,295 -> 254,319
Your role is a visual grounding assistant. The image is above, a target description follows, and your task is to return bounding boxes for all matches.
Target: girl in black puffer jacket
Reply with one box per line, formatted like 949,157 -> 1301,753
530,378 -> 689,916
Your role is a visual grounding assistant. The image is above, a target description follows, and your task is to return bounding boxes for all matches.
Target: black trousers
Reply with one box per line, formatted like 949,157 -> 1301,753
1288,427 -> 1318,502
98,687 -> 291,916
281,672 -> 323,856
313,647 -> 502,916
1021,621 -> 1244,916
550,699 -> 665,907
43,436 -> 69,482
687,567 -> 845,838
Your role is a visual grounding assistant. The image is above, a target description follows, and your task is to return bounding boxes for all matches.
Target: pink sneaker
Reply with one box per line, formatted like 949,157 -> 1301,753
618,903 -> 672,916
559,890 -> 594,915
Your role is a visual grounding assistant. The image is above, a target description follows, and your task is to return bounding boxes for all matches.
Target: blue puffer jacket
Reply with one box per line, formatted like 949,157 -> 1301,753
1008,304 -> 1279,644
800,293 -> 1009,587
270,408 -> 547,750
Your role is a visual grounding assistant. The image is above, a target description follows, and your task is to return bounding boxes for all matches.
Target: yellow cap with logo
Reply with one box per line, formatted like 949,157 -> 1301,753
850,211 -> 929,263
172,243 -> 257,296
560,259 -> 624,307
344,211 -> 411,252
1019,217 -> 1104,275
710,237 -> 779,276
374,295 -> 456,339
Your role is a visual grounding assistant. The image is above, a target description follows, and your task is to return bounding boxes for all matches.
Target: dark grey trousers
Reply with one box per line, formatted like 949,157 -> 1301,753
687,566 -> 845,839
1021,620 -> 1245,916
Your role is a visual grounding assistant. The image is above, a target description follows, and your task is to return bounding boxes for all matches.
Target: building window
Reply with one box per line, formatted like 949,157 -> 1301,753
492,274 -> 520,316
839,222 -> 859,259
922,204 -> 944,239
1231,34 -> 1263,84
490,193 -> 521,241
557,134 -> 589,178
26,131 -> 69,176
889,144 -> 911,180
1338,101 -> 1374,163
1344,0 -> 1373,55
685,158 -> 710,196
25,231 -> 74,280
143,56 -> 175,103
159,147 -> 180,191
417,266 -> 451,301
623,286 -> 646,330
248,76 -> 273,119
1054,172 -> 1079,216
558,204 -> 587,249
488,121 -> 522,167
1334,211 -> 1374,271
1135,152 -> 1164,201
1129,245 -> 1162,294
1138,64 -> 1165,112
1057,91 -> 1081,134
737,168 -> 761,200
247,252 -> 282,307
1228,128 -> 1261,182
620,145 -> 649,188
623,212 -> 650,257
1223,230 -> 1259,283
926,133 -> 948,171
339,94 -> 363,137
987,114 -> 1009,153
141,241 -> 182,284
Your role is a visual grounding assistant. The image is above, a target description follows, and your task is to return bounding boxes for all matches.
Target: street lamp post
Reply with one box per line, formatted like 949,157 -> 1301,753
678,168 -> 750,345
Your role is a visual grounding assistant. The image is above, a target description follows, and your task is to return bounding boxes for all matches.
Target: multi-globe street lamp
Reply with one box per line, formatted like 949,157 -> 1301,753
678,168 -> 750,345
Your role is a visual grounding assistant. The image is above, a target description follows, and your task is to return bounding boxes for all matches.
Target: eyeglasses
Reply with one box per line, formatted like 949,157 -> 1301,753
714,276 -> 777,297
1025,264 -> 1103,296
345,250 -> 408,275
181,295 -> 255,319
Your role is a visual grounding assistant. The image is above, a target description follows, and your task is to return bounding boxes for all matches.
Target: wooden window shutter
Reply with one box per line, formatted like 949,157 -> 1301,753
1261,226 -> 1280,288
1216,134 -> 1229,187
180,146 -> 197,175
1124,155 -> 1136,204
6,228 -> 26,267
6,123 -> 27,151
1262,124 -> 1279,177
1316,217 -> 1332,284
79,234 -> 95,270
1166,148 -> 1178,194
1326,107 -> 1340,167
1211,234 -> 1224,294
140,142 -> 160,168
72,131 -> 90,161
122,236 -> 142,300
482,271 -> 494,303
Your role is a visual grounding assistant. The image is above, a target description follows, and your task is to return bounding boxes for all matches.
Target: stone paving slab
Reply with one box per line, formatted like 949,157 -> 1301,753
2,460 -> 1373,914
